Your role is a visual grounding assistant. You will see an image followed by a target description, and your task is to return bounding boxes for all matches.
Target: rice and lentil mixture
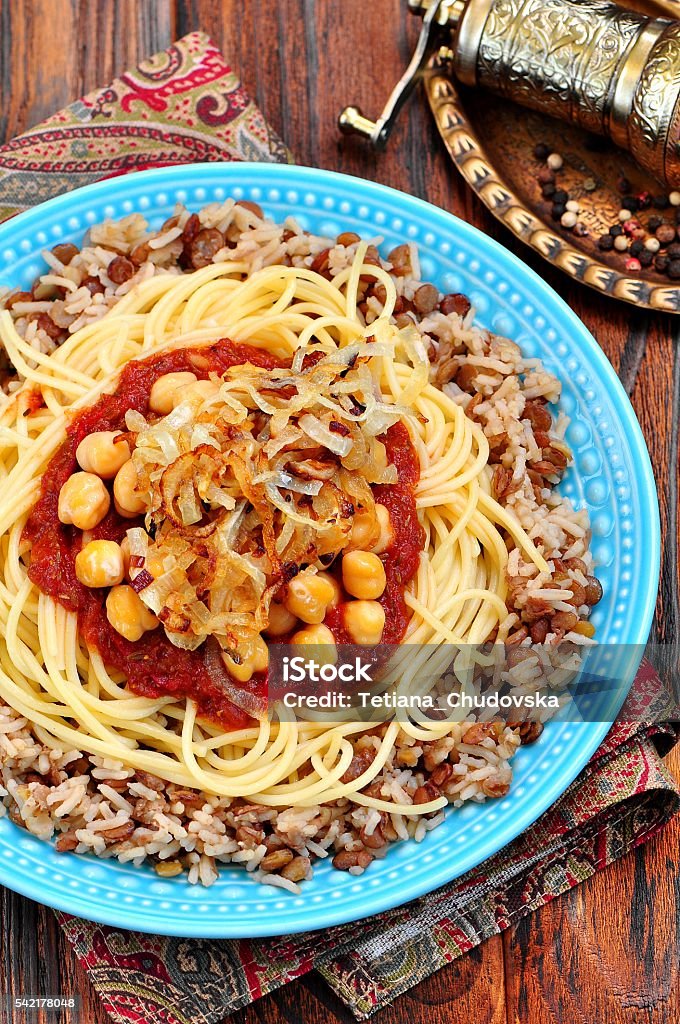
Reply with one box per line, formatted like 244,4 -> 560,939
0,200 -> 602,890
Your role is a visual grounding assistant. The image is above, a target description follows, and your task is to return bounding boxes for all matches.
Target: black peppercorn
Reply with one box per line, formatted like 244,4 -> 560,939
655,255 -> 670,272
552,189 -> 569,204
537,167 -> 555,185
629,240 -> 644,257
610,224 -> 623,237
667,259 -> 680,279
551,204 -> 566,221
621,195 -> 639,212
656,224 -> 676,245
639,251 -> 654,267
652,195 -> 669,209
648,215 -> 663,232
541,183 -> 557,199
534,143 -> 550,160
597,234 -> 614,251
617,177 -> 631,195
666,242 -> 680,259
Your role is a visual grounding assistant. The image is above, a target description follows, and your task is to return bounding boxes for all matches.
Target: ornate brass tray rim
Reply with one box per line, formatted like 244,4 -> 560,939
424,66 -> 680,314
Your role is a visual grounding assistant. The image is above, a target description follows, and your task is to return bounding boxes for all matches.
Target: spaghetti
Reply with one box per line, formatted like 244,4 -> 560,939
0,243 -> 549,820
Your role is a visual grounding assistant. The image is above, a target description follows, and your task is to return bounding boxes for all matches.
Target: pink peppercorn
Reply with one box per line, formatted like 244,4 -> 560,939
622,219 -> 641,236
625,257 -> 641,271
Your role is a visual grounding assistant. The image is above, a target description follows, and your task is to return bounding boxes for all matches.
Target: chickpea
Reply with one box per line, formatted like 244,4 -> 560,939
349,510 -> 377,550
284,573 -> 336,624
75,540 -> 125,588
316,571 -> 341,609
266,602 -> 298,637
348,503 -> 393,554
148,371 -> 198,414
58,472 -> 110,530
344,600 -> 385,645
291,623 -> 338,665
113,460 -> 147,517
222,635 -> 269,682
106,585 -> 159,641
342,551 -> 386,600
76,431 -> 131,479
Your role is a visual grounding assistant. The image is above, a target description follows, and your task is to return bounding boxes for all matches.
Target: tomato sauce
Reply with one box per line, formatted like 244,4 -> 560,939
323,421 -> 424,646
23,340 -> 281,728
23,343 -> 423,724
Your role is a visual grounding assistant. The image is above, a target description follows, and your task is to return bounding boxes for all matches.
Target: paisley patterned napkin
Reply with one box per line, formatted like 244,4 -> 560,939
1,31 -> 678,1024
0,31 -> 291,220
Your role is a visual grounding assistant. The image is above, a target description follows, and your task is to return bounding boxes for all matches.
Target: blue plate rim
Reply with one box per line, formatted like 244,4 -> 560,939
0,163 -> 660,937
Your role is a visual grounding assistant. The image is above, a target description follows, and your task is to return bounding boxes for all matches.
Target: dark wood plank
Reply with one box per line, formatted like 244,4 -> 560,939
503,750 -> 680,1024
0,2 -> 677,1024
0,4 -> 176,1023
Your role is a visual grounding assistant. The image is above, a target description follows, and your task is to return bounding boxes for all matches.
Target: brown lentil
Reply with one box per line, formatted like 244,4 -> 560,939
332,849 -> 373,871
512,721 -> 544,745
413,781 -> 441,804
336,231 -> 360,247
107,255 -> 136,284
236,200 -> 264,219
439,292 -> 472,317
584,575 -> 603,605
188,228 -> 225,269
310,247 -> 332,277
413,283 -> 439,315
567,581 -> 587,607
35,313 -> 65,341
455,363 -> 478,392
481,777 -> 511,798
530,617 -> 549,644
55,832 -> 79,852
387,243 -> 413,276
102,821 -> 136,844
260,848 -> 294,872
155,860 -> 184,878
51,243 -> 79,266
3,290 -> 33,310
81,275 -> 105,296
280,855 -> 311,882
551,610 -> 579,632
360,824 -> 386,849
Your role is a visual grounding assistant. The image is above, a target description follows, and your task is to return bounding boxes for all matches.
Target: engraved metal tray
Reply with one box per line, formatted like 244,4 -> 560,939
424,0 -> 680,312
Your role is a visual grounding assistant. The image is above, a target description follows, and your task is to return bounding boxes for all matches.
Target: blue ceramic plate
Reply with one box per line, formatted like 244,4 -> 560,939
0,164 -> 659,937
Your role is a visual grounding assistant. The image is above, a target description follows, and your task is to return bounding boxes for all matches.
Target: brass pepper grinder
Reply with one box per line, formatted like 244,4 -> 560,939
339,0 -> 680,188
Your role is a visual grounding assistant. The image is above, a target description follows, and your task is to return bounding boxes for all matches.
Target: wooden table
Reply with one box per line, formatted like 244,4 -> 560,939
0,2 -> 678,1021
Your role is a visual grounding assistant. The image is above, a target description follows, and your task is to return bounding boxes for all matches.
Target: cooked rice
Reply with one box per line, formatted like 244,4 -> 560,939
0,201 -> 602,887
